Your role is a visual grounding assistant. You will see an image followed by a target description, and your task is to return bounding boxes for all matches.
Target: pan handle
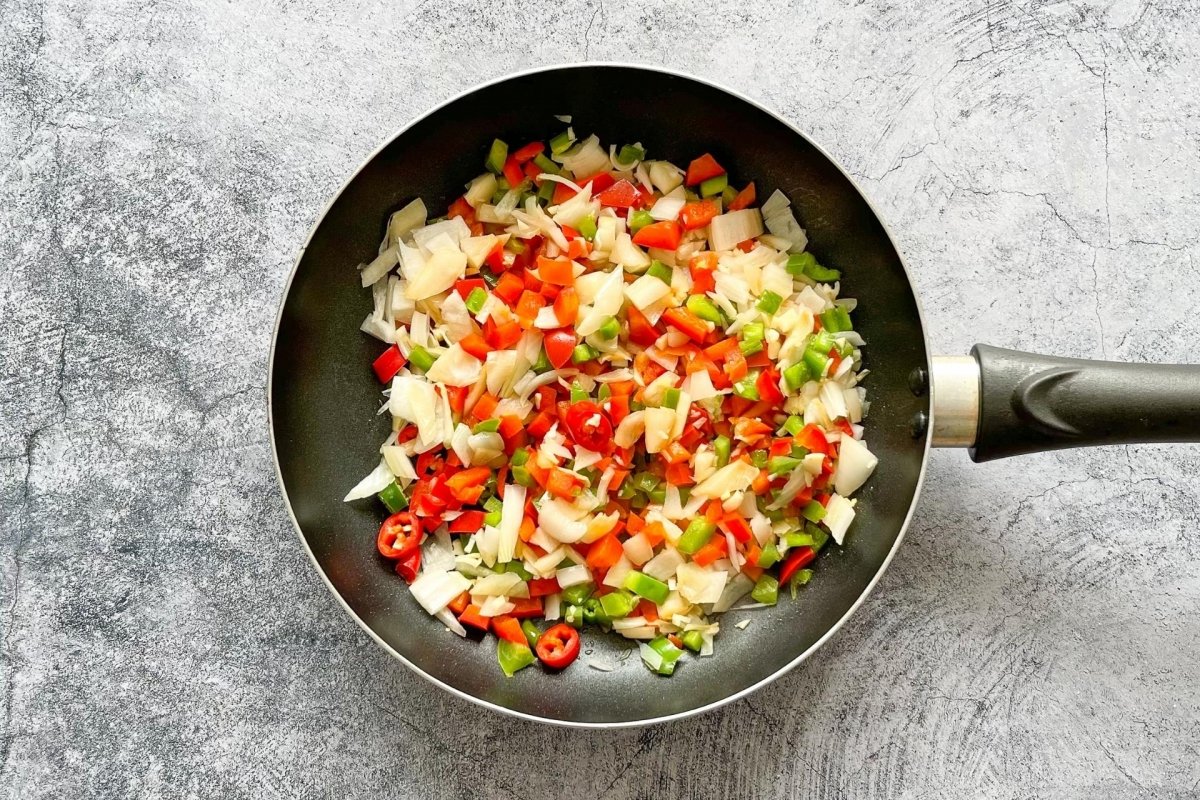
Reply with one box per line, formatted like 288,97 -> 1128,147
930,345 -> 1200,462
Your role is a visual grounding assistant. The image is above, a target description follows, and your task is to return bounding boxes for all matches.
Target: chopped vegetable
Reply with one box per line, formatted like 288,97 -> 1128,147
347,128 -> 873,677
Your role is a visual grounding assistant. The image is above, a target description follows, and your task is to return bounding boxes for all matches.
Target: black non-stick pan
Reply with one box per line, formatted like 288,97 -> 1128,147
269,65 -> 1200,727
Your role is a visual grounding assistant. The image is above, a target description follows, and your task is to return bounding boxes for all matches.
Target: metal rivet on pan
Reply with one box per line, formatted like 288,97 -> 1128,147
910,411 -> 929,438
908,367 -> 928,396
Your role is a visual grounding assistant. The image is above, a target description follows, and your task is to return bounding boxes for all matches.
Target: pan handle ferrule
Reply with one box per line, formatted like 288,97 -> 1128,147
930,356 -> 980,448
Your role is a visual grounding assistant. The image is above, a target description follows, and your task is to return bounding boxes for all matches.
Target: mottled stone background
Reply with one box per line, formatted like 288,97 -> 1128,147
3,0 -> 1199,797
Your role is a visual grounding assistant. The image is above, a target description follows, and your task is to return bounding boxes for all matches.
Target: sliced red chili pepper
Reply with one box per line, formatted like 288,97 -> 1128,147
563,401 -> 614,454
393,548 -> 421,583
377,512 -> 422,559
453,278 -> 486,300
535,623 -> 581,669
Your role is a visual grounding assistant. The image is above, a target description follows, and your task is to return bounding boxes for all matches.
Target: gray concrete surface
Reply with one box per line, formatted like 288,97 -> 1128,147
3,0 -> 1199,797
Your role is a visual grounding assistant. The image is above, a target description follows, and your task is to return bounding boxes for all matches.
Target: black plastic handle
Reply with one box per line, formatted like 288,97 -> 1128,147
969,344 -> 1200,462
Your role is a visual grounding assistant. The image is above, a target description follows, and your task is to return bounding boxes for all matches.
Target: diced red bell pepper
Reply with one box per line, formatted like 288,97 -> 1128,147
493,615 -> 526,644
515,290 -> 546,327
756,367 -> 786,406
779,546 -> 816,585
445,467 -> 490,505
661,307 -> 709,342
625,305 -> 660,347
512,141 -> 545,163
484,241 -> 507,272
632,220 -> 682,250
796,423 -> 830,455
502,156 -> 525,189
483,317 -> 523,350
372,345 -> 407,384
527,577 -> 560,598
685,153 -> 725,186
546,468 -> 585,500
527,411 -> 555,440
507,597 -> 544,619
578,171 -> 616,194
720,513 -> 753,544
552,287 -> 579,326
454,278 -> 486,300
458,604 -> 490,632
692,535 -> 728,567
447,195 -> 475,223
444,385 -> 468,417
459,333 -> 492,361
586,534 -> 624,571
689,252 -> 718,293
728,181 -> 756,211
449,510 -> 486,533
679,200 -> 719,231
537,256 -> 575,286
596,179 -> 641,209
493,271 -> 525,306
470,392 -> 499,422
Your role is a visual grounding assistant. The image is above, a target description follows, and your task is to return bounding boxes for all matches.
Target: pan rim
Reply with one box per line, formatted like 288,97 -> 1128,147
267,61 -> 934,729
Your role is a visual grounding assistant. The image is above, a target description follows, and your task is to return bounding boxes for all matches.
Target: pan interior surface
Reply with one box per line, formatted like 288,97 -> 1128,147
270,66 -> 930,725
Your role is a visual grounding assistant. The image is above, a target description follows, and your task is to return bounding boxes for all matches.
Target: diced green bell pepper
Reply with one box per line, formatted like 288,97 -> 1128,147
699,173 -> 728,198
629,209 -> 654,233
785,532 -> 815,548
768,456 -> 804,477
789,568 -> 814,599
782,415 -> 805,435
677,518 -> 716,554
618,144 -> 645,164
597,316 -> 620,340
473,418 -> 501,434
714,435 -> 731,468
681,630 -> 704,653
485,139 -> 508,174
623,571 -> 670,605
378,482 -> 408,513
571,343 -> 597,364
537,180 -> 555,204
599,590 -> 635,620
801,500 -> 826,522
803,347 -> 829,379
570,382 -> 588,403
646,486 -> 666,505
645,636 -> 684,675
578,214 -> 597,241
647,260 -> 673,284
686,294 -> 723,324
408,345 -> 436,373
497,639 -> 535,677
783,361 -> 810,390
733,378 -> 759,401
532,153 -> 560,175
756,542 -> 781,568
549,130 -> 575,154
756,290 -> 783,314
532,348 -> 553,373
662,387 -> 681,409
750,449 -> 769,469
465,287 -> 488,314
751,574 -> 779,606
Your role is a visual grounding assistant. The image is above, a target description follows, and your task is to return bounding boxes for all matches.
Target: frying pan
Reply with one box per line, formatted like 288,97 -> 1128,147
269,64 -> 1200,727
